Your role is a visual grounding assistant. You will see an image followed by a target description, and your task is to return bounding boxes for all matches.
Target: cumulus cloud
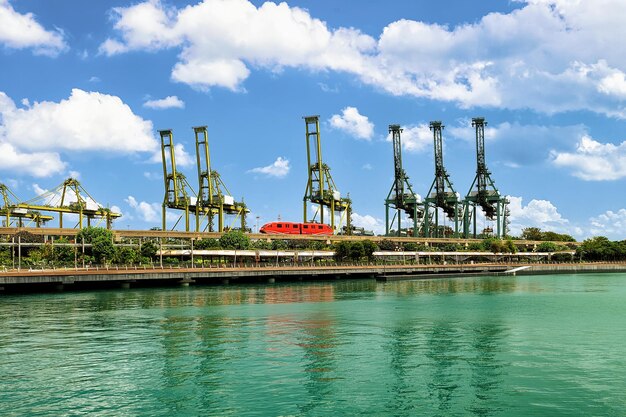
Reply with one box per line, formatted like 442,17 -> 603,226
150,142 -> 194,167
248,157 -> 290,178
507,195 -> 569,236
551,135 -> 626,180
589,209 -> 626,237
100,0 -> 626,117
388,124 -> 432,154
0,0 -> 67,56
329,107 -> 374,140
125,195 -> 161,223
143,95 -> 185,109
351,212 -> 384,235
0,89 -> 158,177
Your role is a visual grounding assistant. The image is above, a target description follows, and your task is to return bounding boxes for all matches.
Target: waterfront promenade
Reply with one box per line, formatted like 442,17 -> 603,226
2,261 -> 626,292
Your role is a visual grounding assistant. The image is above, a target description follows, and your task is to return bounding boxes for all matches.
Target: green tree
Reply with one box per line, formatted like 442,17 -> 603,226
140,241 -> 157,259
271,240 -> 289,250
250,239 -> 272,250
333,241 -> 351,262
521,227 -> 543,241
77,227 -> 115,264
349,241 -> 365,261
115,246 -> 139,264
362,240 -> 379,261
195,238 -> 221,249
219,230 -> 250,250
536,241 -> 558,252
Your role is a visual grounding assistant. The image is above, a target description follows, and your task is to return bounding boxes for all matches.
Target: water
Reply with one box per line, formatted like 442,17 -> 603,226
1,274 -> 625,417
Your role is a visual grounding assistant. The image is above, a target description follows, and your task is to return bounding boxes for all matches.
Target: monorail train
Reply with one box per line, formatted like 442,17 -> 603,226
259,221 -> 333,235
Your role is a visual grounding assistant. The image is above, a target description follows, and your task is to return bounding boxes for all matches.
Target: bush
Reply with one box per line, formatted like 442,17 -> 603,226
219,230 -> 250,250
195,238 -> 221,249
362,240 -> 379,261
536,241 -> 558,252
349,242 -> 365,261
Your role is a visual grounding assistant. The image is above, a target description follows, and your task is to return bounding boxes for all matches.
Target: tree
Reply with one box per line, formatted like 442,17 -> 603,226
362,240 -> 379,261
333,241 -> 351,261
195,238 -> 221,249
536,241 -> 558,252
115,246 -> 139,264
349,241 -> 365,261
77,227 -> 115,264
219,230 -> 250,250
271,239 -> 289,250
521,227 -> 543,241
140,241 -> 157,259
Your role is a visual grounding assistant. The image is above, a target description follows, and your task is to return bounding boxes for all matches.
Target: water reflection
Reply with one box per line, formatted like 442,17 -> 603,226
468,322 -> 506,416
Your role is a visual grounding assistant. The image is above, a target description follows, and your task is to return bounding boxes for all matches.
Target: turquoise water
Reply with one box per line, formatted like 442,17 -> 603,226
1,274 -> 625,416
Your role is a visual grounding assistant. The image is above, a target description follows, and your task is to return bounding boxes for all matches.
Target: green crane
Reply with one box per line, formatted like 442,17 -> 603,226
462,117 -> 509,238
302,115 -> 351,234
384,124 -> 424,237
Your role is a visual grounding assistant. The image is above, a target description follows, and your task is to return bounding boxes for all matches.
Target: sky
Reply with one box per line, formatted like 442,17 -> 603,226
1,0 -> 626,240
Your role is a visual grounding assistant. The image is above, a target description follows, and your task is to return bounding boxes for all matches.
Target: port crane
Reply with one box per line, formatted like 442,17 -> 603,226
193,126 -> 248,232
0,183 -> 53,227
462,117 -> 509,238
302,115 -> 352,234
384,124 -> 424,237
12,178 -> 120,229
423,121 -> 462,237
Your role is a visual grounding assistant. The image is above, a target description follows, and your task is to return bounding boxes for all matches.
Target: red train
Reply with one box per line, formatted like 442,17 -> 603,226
259,221 -> 334,235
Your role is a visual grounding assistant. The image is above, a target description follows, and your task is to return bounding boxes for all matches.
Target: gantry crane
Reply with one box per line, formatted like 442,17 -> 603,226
0,183 -> 53,227
13,178 -> 120,229
423,121 -> 462,237
463,117 -> 509,238
384,124 -> 424,237
302,115 -> 352,234
194,126 -> 248,232
160,129 -> 206,232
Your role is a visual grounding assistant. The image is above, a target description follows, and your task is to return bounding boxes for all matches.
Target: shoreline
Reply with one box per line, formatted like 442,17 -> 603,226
2,262 -> 626,294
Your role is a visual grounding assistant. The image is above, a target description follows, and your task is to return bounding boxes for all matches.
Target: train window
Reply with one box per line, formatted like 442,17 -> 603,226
277,224 -> 282,228
293,224 -> 298,228
303,225 -> 308,229
318,225 -> 322,229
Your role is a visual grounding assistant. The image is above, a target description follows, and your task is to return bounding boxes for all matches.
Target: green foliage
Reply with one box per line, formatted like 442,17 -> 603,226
333,241 -> 351,261
521,227 -> 543,241
271,240 -> 289,250
77,227 -> 115,264
140,241 -> 157,259
311,241 -> 331,251
576,236 -> 626,261
536,241 -> 558,252
482,238 -> 516,254
378,240 -> 398,251
219,230 -> 250,250
521,227 -> 576,242
195,238 -> 221,250
504,239 -> 517,254
114,246 -> 139,264
362,240 -> 379,261
466,242 -> 483,251
349,241 -> 365,261
250,239 -> 272,250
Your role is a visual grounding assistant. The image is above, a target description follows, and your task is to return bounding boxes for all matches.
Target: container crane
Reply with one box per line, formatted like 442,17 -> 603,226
384,124 -> 424,237
302,115 -> 352,234
0,183 -> 53,227
463,117 -> 509,238
13,178 -> 120,229
194,126 -> 249,232
423,121 -> 462,237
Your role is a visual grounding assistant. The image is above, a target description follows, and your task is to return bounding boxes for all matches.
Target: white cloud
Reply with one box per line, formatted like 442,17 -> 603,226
329,107 -> 374,140
248,157 -> 290,178
143,95 -> 185,109
552,135 -> 626,181
150,142 -> 194,167
68,170 -> 80,179
0,89 -> 157,153
101,0 -> 626,117
125,195 -> 160,223
389,124 -> 432,154
351,213 -> 384,235
362,163 -> 372,171
589,209 -> 626,237
0,0 -> 67,56
0,143 -> 65,177
507,195 -> 569,236
0,89 -> 158,177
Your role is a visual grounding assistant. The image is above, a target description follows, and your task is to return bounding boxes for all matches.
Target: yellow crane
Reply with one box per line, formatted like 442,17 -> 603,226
0,183 -> 53,227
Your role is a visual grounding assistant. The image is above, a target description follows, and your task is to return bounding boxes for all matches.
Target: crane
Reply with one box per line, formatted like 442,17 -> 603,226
384,124 -> 424,237
423,121 -> 462,237
463,117 -> 509,238
302,115 -> 352,234
0,183 -> 53,227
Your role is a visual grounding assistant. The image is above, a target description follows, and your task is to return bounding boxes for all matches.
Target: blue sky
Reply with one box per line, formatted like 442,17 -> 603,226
1,0 -> 626,239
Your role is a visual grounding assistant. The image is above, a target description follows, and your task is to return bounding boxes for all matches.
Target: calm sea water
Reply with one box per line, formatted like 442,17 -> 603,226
1,274 -> 625,417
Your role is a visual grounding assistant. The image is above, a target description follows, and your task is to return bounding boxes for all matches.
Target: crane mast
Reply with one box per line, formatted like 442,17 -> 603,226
303,115 -> 351,234
423,121 -> 462,237
463,117 -> 509,238
384,124 -> 423,237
